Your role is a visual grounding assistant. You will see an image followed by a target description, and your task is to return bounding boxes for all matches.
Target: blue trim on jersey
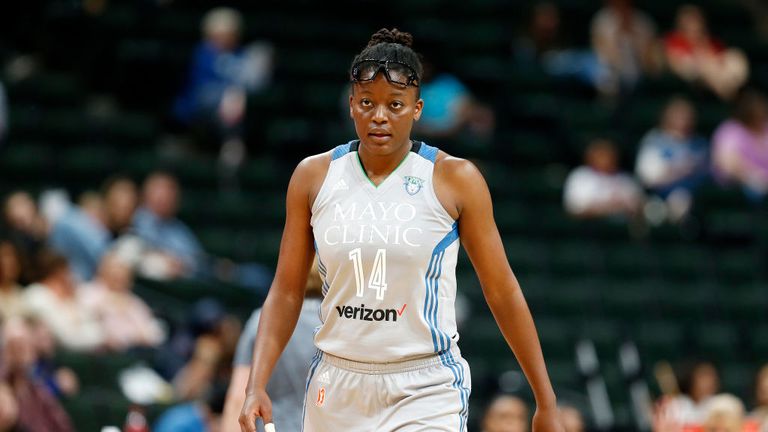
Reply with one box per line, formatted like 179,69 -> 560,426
416,142 -> 439,163
331,142 -> 353,161
313,240 -> 330,296
423,221 -> 459,353
439,350 -> 470,431
301,350 -> 323,431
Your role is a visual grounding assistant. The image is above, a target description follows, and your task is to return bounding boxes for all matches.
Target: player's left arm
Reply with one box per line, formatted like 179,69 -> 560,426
437,156 -> 563,432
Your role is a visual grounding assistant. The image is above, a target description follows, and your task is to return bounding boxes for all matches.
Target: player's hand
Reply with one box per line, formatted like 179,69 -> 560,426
532,405 -> 565,432
238,388 -> 273,432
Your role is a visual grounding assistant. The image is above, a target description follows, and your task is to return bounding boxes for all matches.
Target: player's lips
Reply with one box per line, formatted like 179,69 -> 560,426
368,129 -> 392,143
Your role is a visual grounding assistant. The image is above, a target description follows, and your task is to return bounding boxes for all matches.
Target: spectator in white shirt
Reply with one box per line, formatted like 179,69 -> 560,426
565,139 -> 644,218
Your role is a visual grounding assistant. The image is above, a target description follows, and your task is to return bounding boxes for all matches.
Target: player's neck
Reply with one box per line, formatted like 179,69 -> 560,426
358,140 -> 412,177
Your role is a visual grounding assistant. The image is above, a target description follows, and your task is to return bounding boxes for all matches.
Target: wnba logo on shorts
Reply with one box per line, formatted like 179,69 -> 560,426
316,387 -> 326,407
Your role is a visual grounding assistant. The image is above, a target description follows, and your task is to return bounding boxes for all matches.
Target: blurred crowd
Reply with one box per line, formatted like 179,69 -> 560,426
0,170 -> 270,431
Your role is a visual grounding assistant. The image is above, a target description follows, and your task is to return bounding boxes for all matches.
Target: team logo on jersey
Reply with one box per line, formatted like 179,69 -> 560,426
403,176 -> 424,195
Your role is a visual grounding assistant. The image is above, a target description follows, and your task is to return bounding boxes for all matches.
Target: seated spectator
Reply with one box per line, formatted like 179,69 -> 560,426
131,171 -> 272,290
48,191 -> 111,282
154,382 -> 227,432
414,60 -> 494,141
171,301 -> 241,401
514,2 -> 565,64
23,251 -> 106,352
0,240 -> 25,320
3,191 -> 48,284
664,5 -> 749,100
635,97 -> 708,221
564,139 -> 644,219
665,361 -> 720,425
132,172 -> 205,279
81,253 -> 165,351
481,394 -> 529,432
173,7 -> 273,172
703,394 -> 745,432
0,317 -> 74,431
221,257 -> 323,432
591,0 -> 660,97
516,3 -> 609,90
102,176 -> 140,238
26,316 -> 79,399
559,405 -> 586,432
712,89 -> 768,201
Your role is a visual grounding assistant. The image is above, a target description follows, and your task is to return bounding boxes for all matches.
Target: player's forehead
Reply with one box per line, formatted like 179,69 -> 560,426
352,76 -> 414,98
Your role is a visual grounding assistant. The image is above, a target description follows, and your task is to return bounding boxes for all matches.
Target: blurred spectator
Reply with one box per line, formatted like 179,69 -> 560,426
103,176 -> 140,237
703,394 -> 745,432
49,191 -> 111,282
591,0 -> 660,97
414,60 -> 494,141
26,316 -> 79,398
173,7 -> 273,172
635,97 -> 708,222
665,361 -> 720,425
221,257 -> 323,432
166,298 -> 241,401
132,172 -> 202,279
81,253 -> 166,351
3,191 -> 48,284
131,171 -> 271,290
564,139 -> 644,218
0,80 -> 7,146
154,382 -> 227,432
516,3 -> 609,90
664,5 -> 749,101
559,405 -> 586,432
481,394 -> 529,432
0,240 -> 25,320
514,2 -> 566,64
750,365 -> 768,427
23,251 -> 106,352
712,90 -> 768,201
0,317 -> 74,431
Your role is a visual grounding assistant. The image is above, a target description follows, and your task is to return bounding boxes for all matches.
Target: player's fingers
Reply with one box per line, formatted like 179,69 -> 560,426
261,404 -> 273,425
238,412 -> 258,432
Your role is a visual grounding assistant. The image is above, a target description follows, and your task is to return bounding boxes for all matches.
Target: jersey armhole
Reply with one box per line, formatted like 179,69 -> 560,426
426,156 -> 458,224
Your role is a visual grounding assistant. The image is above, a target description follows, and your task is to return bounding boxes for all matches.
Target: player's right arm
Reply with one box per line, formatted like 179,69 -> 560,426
239,152 -> 330,432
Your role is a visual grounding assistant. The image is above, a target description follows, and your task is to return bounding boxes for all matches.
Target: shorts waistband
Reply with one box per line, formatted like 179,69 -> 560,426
320,345 -> 462,374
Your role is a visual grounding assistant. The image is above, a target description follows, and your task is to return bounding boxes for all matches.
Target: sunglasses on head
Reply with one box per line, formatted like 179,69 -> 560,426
351,59 -> 420,88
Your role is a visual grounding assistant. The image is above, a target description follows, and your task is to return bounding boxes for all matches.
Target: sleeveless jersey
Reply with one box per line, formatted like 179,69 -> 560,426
310,140 -> 460,363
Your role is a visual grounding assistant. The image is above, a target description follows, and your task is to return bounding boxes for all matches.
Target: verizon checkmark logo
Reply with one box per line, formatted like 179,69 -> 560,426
335,304 -> 407,322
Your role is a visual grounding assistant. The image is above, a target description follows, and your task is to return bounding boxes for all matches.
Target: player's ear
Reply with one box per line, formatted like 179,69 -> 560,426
413,98 -> 423,122
348,89 -> 355,120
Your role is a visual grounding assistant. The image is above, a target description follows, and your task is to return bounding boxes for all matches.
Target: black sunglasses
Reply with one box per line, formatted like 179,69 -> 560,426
351,59 -> 420,88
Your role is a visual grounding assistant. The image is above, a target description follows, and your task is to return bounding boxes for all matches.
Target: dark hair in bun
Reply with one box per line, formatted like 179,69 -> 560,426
366,28 -> 414,48
350,28 -> 423,86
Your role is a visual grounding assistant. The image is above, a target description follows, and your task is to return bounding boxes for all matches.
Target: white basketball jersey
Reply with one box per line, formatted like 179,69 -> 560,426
311,140 -> 460,363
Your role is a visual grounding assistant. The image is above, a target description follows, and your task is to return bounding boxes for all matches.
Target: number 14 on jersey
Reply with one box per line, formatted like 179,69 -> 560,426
348,248 -> 388,300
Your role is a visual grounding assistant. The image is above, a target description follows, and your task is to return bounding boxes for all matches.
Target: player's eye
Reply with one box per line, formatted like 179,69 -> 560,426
360,99 -> 372,107
390,101 -> 404,109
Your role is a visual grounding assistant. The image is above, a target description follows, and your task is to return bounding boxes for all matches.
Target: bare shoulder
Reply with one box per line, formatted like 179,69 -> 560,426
433,150 -> 485,186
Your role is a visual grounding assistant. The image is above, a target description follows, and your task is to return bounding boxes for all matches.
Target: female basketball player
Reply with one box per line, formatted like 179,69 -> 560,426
240,28 -> 563,432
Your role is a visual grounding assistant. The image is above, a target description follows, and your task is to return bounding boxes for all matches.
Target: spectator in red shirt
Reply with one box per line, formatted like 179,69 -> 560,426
664,5 -> 749,100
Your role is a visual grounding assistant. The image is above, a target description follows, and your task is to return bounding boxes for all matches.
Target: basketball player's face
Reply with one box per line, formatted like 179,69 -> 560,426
350,75 -> 423,155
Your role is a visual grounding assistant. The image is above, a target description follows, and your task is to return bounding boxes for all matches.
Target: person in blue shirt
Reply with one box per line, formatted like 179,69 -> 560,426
154,383 -> 227,432
635,97 -> 708,222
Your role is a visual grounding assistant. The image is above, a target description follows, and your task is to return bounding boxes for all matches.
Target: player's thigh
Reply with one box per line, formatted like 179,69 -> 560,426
380,358 -> 472,432
303,361 -> 379,432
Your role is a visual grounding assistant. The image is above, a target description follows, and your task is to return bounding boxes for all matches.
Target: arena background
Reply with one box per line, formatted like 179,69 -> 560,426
0,0 -> 767,431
